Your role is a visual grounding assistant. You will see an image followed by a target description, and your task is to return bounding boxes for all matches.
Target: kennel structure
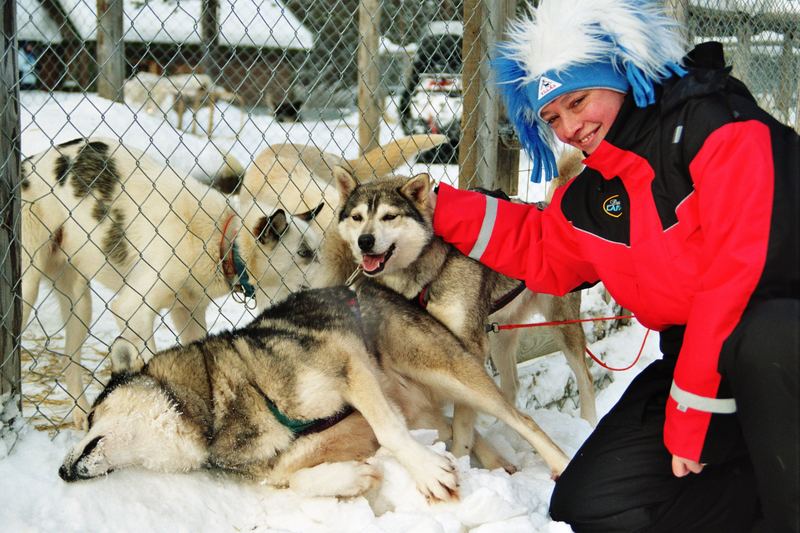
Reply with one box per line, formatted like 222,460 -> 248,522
15,0 -> 313,112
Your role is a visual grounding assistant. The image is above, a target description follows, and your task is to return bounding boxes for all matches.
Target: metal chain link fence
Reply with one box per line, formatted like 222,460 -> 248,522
1,0 -> 797,442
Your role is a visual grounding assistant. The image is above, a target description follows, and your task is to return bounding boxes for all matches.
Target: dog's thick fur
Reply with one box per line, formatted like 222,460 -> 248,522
21,138 -> 322,428
58,281 -> 569,499
239,134 -> 448,238
317,152 -> 591,470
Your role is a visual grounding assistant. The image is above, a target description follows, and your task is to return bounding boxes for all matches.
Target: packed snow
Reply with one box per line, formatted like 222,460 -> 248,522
17,0 -> 312,49
2,90 -> 664,532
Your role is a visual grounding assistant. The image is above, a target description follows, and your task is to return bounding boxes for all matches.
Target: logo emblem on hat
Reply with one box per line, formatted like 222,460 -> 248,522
602,195 -> 623,218
538,76 -> 562,100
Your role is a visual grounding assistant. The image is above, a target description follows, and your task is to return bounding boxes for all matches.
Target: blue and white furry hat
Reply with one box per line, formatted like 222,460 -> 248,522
494,0 -> 688,183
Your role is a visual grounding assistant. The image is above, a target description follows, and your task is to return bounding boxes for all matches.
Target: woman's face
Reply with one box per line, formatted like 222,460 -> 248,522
540,89 -> 626,154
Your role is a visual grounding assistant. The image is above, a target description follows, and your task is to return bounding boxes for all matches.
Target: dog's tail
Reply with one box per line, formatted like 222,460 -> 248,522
546,149 -> 585,203
345,134 -> 448,181
211,153 -> 246,195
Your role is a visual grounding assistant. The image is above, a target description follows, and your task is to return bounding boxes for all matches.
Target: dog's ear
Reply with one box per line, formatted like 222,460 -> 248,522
109,337 -> 138,375
296,202 -> 324,222
400,173 -> 432,207
333,166 -> 358,199
254,209 -> 289,244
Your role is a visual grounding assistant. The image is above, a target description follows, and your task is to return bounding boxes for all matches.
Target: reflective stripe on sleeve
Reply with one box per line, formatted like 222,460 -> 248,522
468,196 -> 497,260
670,381 -> 737,414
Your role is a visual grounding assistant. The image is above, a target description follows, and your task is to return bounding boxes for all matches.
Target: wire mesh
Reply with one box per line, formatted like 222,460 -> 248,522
1,0 -> 798,436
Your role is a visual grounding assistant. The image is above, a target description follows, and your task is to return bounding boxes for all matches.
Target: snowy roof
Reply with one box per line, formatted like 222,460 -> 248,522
690,0 -> 800,13
16,0 -> 313,49
380,36 -> 417,56
422,21 -> 463,38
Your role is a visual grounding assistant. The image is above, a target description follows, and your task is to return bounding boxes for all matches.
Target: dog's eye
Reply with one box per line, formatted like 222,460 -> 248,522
297,242 -> 314,259
382,214 -> 398,221
351,214 -> 363,222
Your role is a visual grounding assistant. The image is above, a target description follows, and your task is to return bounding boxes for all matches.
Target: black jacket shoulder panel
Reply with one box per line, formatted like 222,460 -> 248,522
668,77 -> 741,164
651,69 -> 754,230
561,167 -> 631,246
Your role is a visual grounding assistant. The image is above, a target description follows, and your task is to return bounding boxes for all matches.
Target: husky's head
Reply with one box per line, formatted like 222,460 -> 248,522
58,339 -> 207,482
333,167 -> 434,276
237,199 -> 325,308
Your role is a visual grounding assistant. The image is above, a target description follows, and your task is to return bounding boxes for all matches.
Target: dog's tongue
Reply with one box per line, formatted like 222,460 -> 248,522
361,254 -> 383,272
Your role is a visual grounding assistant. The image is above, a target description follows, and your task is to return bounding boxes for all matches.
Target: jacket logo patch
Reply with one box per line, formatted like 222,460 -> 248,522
602,195 -> 623,218
538,76 -> 561,100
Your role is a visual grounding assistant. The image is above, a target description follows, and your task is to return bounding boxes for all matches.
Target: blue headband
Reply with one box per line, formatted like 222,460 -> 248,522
527,59 -> 629,118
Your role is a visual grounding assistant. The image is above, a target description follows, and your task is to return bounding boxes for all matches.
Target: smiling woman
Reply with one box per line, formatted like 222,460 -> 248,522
432,0 -> 799,531
539,89 -> 626,154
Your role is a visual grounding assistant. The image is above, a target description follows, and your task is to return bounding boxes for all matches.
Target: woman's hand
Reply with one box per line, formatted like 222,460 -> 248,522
671,455 -> 705,477
428,187 -> 438,211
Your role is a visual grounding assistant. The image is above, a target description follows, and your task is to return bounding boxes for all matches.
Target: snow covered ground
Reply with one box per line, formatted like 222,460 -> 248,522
1,320 -> 660,533
2,91 -> 664,532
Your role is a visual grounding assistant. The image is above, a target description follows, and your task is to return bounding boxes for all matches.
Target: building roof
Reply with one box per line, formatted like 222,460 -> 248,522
690,0 -> 800,13
16,0 -> 313,49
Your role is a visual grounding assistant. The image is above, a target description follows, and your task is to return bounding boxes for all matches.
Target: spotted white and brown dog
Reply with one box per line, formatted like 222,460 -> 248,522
20,138 -> 322,428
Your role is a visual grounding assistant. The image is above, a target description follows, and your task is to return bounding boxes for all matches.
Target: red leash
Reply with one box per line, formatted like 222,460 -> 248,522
585,329 -> 650,371
492,314 -> 635,331
491,314 -> 651,372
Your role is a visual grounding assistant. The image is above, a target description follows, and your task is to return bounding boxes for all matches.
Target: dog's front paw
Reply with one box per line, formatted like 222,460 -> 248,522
345,461 -> 383,497
289,461 -> 382,498
407,449 -> 459,503
482,455 -> 517,475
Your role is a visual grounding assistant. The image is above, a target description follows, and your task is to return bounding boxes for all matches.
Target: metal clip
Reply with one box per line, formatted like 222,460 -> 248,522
232,287 -> 246,304
232,286 -> 257,309
345,266 -> 363,287
486,322 -> 500,334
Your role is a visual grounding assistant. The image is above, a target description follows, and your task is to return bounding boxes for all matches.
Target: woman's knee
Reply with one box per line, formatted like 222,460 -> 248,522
548,457 -> 615,527
549,469 -> 657,532
549,471 -> 580,523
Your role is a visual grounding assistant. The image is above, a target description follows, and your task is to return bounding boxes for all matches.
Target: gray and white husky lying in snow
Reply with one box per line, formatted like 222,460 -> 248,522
59,281 -> 569,501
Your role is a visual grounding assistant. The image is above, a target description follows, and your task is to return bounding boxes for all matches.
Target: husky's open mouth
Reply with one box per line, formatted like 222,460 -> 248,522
360,244 -> 395,275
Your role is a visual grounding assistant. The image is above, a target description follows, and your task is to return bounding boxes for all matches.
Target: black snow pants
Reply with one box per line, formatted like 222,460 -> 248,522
549,298 -> 799,533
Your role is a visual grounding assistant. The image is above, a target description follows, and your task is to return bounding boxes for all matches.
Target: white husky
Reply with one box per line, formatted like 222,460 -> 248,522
20,138 -> 322,428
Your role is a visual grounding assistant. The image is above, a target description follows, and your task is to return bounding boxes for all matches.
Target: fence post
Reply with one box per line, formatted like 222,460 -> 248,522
201,0 -> 220,81
358,0 -> 382,156
796,57 -> 800,134
458,0 -> 482,189
491,0 -> 518,196
777,30 -> 796,127
39,0 -> 91,90
96,0 -> 125,102
460,0 -> 518,193
0,0 -> 23,416
795,77 -> 800,134
733,20 -> 753,89
664,0 -> 691,44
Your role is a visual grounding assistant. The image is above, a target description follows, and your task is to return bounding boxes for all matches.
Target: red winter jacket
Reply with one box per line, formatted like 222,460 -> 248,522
433,44 -> 799,463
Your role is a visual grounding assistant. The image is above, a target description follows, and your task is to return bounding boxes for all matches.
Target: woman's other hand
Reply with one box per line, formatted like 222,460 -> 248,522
672,455 -> 705,477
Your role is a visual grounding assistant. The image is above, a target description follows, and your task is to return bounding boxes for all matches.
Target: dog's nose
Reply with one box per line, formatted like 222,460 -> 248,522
358,234 -> 375,252
59,463 -> 75,482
